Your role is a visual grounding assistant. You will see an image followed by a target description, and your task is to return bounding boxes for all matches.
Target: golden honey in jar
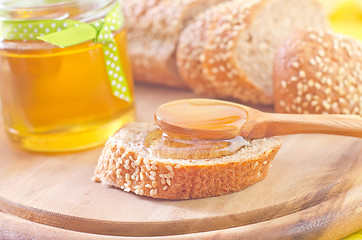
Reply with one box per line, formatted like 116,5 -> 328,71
0,0 -> 135,152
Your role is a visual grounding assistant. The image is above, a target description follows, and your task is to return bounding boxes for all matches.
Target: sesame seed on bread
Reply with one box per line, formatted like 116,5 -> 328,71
93,122 -> 281,200
176,5 -> 223,96
177,0 -> 328,104
121,0 -> 162,30
121,0 -> 231,89
273,30 -> 362,115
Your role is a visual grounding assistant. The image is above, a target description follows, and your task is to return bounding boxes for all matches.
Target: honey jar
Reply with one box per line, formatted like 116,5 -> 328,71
0,0 -> 135,152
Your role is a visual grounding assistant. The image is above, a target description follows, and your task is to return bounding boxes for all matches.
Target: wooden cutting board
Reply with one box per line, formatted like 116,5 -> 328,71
0,85 -> 361,240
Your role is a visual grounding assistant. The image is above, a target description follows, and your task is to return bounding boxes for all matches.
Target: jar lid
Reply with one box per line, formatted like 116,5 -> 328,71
0,0 -> 114,22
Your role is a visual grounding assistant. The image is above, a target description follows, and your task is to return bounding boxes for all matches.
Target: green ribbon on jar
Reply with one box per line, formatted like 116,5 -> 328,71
0,3 -> 132,102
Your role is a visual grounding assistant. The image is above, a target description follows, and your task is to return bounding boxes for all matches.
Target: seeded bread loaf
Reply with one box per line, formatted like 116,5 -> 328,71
121,0 -> 230,89
177,0 -> 329,104
121,0 -> 328,101
93,122 -> 281,199
273,30 -> 362,115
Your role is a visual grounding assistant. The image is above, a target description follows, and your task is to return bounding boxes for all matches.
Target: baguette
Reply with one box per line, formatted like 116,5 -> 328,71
177,0 -> 329,104
121,0 -> 230,89
93,122 -> 281,200
273,30 -> 362,115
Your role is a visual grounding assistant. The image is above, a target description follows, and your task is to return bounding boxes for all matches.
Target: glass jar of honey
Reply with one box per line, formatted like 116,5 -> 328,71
0,0 -> 135,152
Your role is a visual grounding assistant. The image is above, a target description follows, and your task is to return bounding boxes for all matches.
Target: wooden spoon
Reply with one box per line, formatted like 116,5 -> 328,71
155,98 -> 362,140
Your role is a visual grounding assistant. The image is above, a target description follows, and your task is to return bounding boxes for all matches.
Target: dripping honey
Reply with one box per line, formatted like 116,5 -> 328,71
145,129 -> 249,160
147,99 -> 250,159
0,28 -> 134,152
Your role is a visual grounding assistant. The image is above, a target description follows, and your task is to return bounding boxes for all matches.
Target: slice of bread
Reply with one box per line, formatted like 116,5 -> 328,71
93,122 -> 281,199
177,0 -> 328,104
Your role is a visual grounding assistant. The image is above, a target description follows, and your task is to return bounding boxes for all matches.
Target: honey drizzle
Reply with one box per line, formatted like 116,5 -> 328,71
144,129 -> 249,160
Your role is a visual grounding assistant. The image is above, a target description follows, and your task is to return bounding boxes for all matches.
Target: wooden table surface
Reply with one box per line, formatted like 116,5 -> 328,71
0,85 -> 361,240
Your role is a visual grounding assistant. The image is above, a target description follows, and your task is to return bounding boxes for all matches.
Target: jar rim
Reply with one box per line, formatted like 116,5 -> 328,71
0,0 -> 115,22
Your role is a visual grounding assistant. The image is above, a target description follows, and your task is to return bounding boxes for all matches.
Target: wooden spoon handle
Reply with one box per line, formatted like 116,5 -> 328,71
247,113 -> 362,139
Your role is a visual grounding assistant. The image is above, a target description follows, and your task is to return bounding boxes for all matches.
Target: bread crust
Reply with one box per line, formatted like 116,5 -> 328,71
202,0 -> 273,104
273,30 -> 362,115
122,0 -> 186,88
121,0 -> 162,31
177,0 -> 328,105
127,32 -> 185,88
122,0 -> 230,89
93,123 -> 281,200
177,1 -> 254,98
176,0 -> 279,104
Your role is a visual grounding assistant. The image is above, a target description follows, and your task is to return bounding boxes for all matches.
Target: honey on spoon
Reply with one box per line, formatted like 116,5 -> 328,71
155,98 -> 362,140
147,98 -> 362,159
145,99 -> 250,159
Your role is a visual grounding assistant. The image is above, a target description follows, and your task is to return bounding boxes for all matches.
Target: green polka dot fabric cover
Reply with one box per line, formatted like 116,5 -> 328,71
0,3 -> 132,102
